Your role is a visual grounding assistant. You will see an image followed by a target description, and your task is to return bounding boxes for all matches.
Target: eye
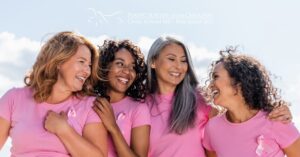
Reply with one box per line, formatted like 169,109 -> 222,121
181,59 -> 187,63
168,58 -> 175,61
212,74 -> 219,80
115,61 -> 124,67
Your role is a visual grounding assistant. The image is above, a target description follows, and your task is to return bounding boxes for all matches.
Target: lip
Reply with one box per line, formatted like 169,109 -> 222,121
169,72 -> 181,77
117,76 -> 130,85
76,76 -> 86,84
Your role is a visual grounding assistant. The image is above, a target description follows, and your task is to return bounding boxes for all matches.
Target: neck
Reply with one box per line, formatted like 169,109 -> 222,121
47,83 -> 72,104
226,103 -> 259,123
108,90 -> 126,103
157,81 -> 176,95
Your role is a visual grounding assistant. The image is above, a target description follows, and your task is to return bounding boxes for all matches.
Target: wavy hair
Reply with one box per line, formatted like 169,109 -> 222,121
147,36 -> 202,134
206,47 -> 283,112
24,31 -> 99,102
94,39 -> 147,101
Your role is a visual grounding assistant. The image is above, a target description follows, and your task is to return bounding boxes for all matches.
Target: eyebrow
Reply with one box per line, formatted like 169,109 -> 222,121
166,53 -> 186,58
115,58 -> 135,64
78,57 -> 88,61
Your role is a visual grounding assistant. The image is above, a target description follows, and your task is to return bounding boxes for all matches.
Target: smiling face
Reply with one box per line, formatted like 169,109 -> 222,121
151,43 -> 188,92
210,62 -> 240,108
107,48 -> 136,96
56,45 -> 92,93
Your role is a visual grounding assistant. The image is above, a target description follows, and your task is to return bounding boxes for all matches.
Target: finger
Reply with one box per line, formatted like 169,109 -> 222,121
60,111 -> 68,119
93,105 -> 104,116
98,99 -> 111,112
269,114 -> 291,123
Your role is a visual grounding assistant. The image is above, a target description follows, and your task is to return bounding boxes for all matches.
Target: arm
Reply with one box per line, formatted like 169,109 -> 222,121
130,126 -> 150,157
0,117 -> 10,149
44,111 -> 107,157
93,97 -> 150,157
284,138 -> 300,157
205,150 -> 217,157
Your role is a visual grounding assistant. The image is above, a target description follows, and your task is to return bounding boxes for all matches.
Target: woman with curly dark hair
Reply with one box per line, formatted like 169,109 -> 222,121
93,39 -> 150,157
203,48 -> 300,157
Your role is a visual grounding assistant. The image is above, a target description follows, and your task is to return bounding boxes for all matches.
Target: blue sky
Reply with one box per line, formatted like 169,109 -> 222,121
1,0 -> 300,156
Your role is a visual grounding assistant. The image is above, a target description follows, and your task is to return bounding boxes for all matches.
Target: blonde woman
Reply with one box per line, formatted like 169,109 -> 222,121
0,31 -> 107,157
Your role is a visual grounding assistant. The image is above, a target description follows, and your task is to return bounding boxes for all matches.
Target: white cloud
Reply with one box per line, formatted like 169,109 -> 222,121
0,32 -> 40,65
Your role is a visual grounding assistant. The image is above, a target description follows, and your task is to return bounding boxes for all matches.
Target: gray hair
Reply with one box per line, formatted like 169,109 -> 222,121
147,36 -> 201,134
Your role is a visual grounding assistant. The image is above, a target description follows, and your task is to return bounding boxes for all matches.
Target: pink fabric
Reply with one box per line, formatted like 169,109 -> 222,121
0,87 -> 101,157
203,111 -> 300,157
108,96 -> 151,157
147,93 -> 211,157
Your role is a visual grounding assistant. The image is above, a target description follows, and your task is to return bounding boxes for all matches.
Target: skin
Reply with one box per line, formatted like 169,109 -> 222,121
44,45 -> 107,157
93,49 -> 150,157
205,62 -> 300,157
151,43 -> 188,94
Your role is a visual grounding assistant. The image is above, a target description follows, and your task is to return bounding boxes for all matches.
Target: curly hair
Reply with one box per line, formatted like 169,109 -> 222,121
94,39 -> 147,101
24,31 -> 99,102
206,47 -> 283,112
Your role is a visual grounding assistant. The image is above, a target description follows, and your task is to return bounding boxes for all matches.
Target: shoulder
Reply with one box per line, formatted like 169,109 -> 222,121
1,87 -> 32,100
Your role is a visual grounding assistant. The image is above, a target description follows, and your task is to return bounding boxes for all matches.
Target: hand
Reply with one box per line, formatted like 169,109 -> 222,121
268,103 -> 292,124
44,110 -> 70,135
93,97 -> 118,133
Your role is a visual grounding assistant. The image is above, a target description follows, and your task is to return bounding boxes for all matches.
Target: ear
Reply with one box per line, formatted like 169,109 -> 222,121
234,83 -> 242,96
57,63 -> 62,70
150,61 -> 156,69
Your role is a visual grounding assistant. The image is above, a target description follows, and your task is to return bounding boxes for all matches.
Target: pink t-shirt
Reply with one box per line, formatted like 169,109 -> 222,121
147,93 -> 211,157
203,111 -> 300,157
0,87 -> 101,157
108,96 -> 151,157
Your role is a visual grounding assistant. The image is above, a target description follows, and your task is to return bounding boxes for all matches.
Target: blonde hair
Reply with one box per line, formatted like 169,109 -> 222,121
24,31 -> 100,102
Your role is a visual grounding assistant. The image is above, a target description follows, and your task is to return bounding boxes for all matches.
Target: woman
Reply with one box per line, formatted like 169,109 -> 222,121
93,39 -> 150,157
0,31 -> 107,157
203,49 -> 300,156
146,36 -> 293,157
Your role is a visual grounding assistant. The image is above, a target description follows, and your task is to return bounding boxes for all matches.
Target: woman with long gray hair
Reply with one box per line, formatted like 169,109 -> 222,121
146,36 -> 293,157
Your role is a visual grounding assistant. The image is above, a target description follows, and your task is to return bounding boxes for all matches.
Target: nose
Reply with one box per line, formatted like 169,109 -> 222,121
121,66 -> 130,74
83,64 -> 91,77
208,80 -> 215,90
175,60 -> 185,69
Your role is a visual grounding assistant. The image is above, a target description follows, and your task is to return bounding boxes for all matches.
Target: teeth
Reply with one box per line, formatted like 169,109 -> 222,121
170,72 -> 180,77
118,77 -> 129,84
76,76 -> 85,82
212,90 -> 219,95
211,90 -> 219,98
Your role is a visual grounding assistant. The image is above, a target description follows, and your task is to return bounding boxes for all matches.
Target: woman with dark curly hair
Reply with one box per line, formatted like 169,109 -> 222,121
203,49 -> 300,157
145,37 -> 292,157
93,39 -> 150,157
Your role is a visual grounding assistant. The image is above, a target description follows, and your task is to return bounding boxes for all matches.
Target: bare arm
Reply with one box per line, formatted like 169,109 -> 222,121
93,98 -> 150,157
205,149 -> 217,157
284,138 -> 300,157
130,125 -> 150,157
44,111 -> 107,157
0,117 -> 10,150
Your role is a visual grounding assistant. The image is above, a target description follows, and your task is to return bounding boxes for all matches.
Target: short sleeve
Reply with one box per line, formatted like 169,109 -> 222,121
272,121 -> 300,148
85,97 -> 102,124
202,122 -> 214,151
131,103 -> 151,128
0,88 -> 16,121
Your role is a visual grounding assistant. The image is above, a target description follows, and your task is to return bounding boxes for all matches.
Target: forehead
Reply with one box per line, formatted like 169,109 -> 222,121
160,43 -> 185,56
114,48 -> 134,60
73,45 -> 91,59
213,62 -> 226,73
